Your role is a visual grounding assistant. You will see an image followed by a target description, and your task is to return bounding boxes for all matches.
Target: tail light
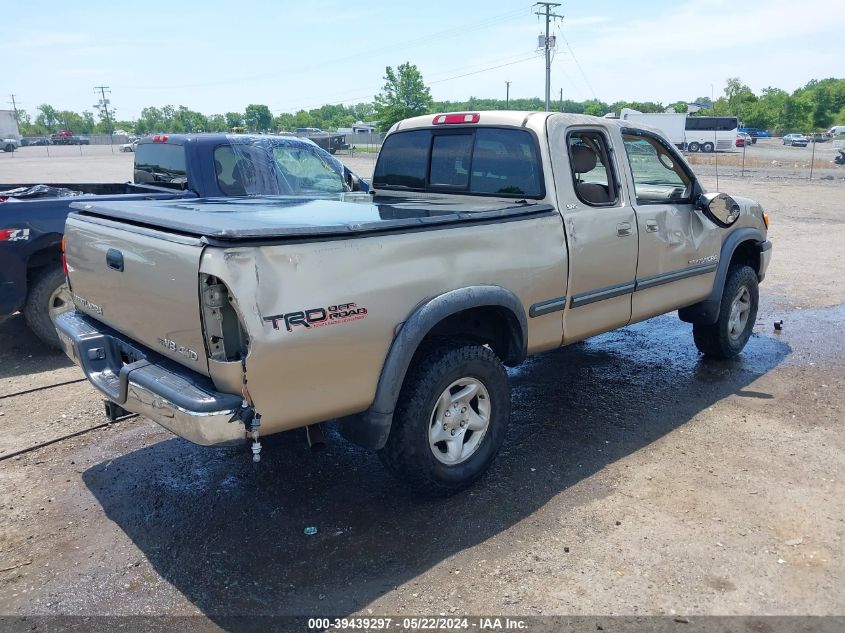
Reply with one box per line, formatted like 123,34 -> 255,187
200,274 -> 249,362
61,236 -> 68,276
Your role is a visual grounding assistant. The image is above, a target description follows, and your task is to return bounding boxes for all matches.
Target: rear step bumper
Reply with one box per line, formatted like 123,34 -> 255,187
54,310 -> 247,447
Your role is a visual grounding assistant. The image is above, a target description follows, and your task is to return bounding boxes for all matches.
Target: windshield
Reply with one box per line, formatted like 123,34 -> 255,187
214,136 -> 349,196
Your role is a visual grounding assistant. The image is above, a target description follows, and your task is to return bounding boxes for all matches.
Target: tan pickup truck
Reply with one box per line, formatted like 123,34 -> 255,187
55,112 -> 772,495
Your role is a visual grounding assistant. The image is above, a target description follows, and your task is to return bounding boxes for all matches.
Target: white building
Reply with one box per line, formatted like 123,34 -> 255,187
0,110 -> 20,139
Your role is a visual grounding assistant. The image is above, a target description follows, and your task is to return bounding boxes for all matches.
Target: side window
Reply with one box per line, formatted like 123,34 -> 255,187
568,131 -> 618,206
622,133 -> 692,204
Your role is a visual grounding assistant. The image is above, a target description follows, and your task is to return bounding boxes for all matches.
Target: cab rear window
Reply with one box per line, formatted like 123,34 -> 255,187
373,128 -> 543,198
134,143 -> 187,189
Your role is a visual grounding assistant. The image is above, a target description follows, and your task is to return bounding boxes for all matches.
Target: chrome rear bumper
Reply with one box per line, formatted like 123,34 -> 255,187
54,311 -> 246,447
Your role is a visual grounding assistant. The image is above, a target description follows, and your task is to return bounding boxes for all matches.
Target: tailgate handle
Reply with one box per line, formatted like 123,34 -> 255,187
106,248 -> 124,272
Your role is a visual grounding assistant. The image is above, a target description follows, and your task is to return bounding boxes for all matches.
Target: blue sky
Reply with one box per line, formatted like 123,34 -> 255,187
4,0 -> 844,119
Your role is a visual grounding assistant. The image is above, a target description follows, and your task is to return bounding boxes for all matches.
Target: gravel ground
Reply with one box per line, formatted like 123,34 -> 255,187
0,146 -> 843,625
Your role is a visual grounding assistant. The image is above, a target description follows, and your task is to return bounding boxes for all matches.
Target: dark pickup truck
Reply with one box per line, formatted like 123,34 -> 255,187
294,128 -> 350,154
0,133 -> 367,346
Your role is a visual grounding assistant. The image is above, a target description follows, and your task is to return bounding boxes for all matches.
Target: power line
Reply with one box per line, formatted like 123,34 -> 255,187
272,53 -> 538,114
129,7 -> 532,92
558,31 -> 597,101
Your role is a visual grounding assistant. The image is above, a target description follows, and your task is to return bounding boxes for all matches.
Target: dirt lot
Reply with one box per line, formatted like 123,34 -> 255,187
0,145 -> 843,625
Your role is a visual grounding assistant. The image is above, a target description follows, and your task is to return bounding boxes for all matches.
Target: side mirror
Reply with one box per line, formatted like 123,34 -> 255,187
345,169 -> 362,192
696,192 -> 741,227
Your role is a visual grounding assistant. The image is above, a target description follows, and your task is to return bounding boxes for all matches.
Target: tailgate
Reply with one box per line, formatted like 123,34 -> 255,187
64,215 -> 209,376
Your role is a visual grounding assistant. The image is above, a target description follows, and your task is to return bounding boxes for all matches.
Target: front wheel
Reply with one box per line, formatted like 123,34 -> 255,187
693,265 -> 759,359
378,340 -> 510,496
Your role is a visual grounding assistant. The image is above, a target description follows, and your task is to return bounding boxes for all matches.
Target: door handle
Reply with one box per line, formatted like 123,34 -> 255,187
645,219 -> 659,233
106,248 -> 124,272
616,222 -> 632,237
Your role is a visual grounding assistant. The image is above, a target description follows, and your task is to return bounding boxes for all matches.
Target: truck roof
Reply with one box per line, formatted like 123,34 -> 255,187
70,195 -> 555,241
391,110 -> 628,133
137,133 -> 317,147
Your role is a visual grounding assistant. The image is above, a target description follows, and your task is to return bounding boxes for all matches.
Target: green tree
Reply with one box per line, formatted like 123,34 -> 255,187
35,104 -> 61,131
224,111 -> 244,130
374,62 -> 433,131
244,104 -> 273,131
207,114 -> 228,132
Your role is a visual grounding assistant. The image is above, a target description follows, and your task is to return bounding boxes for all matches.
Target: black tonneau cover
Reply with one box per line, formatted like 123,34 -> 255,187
70,194 -> 555,241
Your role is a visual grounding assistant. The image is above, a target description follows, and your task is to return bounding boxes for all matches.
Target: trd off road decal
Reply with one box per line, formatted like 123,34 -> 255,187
263,302 -> 368,333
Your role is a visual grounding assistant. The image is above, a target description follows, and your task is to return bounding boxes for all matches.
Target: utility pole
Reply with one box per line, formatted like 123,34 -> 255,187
505,81 -> 511,109
94,85 -> 113,135
534,2 -> 563,112
8,94 -> 20,124
559,88 -> 563,112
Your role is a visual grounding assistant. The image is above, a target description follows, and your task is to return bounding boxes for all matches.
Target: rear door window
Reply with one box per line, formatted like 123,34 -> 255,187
373,127 -> 543,198
134,143 -> 187,188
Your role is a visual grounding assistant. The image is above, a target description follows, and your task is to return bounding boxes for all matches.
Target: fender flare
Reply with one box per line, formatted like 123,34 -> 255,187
338,285 -> 527,450
678,227 -> 765,324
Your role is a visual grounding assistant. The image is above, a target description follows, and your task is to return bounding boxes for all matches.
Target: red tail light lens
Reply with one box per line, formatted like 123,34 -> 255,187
152,134 -> 169,143
61,236 -> 68,276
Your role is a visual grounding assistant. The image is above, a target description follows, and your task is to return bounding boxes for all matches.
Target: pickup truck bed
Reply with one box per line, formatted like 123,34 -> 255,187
72,195 -> 555,240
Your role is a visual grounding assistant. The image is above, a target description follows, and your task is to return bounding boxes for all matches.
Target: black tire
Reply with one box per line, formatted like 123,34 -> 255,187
3,143 -> 14,153
702,142 -> 715,153
377,340 -> 510,496
693,265 -> 758,359
23,266 -> 70,349
687,142 -> 700,152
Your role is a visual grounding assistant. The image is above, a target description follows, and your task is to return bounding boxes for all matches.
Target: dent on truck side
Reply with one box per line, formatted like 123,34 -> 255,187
678,219 -> 766,324
200,213 -> 569,442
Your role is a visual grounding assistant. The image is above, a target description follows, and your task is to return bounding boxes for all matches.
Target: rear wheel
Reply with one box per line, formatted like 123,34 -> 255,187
693,265 -> 758,359
702,142 -> 715,153
23,266 -> 72,349
687,142 -> 700,152
378,340 -> 510,496
3,143 -> 14,152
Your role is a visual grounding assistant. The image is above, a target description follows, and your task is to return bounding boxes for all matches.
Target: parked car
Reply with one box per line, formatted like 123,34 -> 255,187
55,111 -> 772,495
120,139 -> 140,152
736,132 -> 752,147
2,138 -> 18,152
738,127 -> 772,142
1,134 -> 368,346
783,133 -> 809,147
21,137 -> 51,146
50,131 -> 90,145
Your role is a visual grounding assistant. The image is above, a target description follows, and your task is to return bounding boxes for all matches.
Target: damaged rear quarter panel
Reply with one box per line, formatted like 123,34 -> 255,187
199,216 -> 568,437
